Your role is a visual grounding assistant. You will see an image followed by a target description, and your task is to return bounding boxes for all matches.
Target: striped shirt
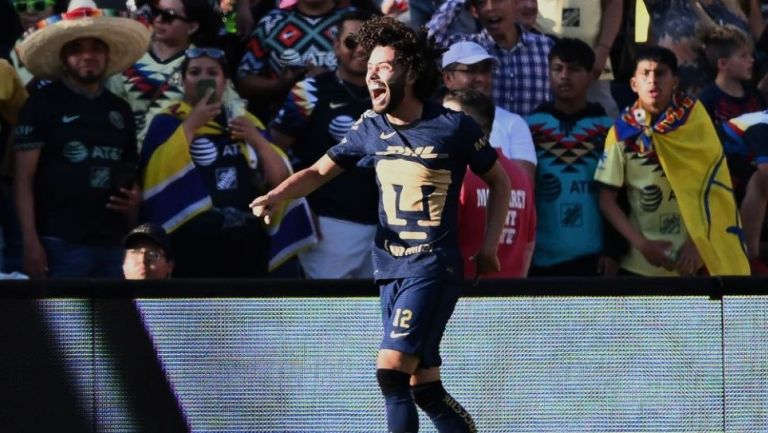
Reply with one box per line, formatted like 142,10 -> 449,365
427,0 -> 553,116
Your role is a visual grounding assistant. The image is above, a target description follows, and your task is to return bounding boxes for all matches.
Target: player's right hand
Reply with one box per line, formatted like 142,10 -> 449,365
470,250 -> 501,277
249,194 -> 277,225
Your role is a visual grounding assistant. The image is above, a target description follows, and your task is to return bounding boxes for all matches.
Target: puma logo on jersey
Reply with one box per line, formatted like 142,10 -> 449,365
375,145 -> 445,159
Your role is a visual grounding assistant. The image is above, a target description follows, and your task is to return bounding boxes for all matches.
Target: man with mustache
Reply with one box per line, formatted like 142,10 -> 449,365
251,16 -> 511,433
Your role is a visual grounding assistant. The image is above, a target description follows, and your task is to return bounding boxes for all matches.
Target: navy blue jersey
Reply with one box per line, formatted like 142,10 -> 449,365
327,103 -> 497,280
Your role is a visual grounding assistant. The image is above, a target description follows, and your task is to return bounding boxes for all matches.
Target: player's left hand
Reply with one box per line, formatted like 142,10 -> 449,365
470,250 -> 500,282
675,239 -> 703,276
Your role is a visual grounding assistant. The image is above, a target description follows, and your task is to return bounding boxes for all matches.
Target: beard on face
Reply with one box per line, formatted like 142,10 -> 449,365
373,70 -> 407,114
68,68 -> 105,84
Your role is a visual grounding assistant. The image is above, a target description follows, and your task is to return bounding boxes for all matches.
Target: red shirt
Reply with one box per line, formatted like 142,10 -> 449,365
458,149 -> 536,278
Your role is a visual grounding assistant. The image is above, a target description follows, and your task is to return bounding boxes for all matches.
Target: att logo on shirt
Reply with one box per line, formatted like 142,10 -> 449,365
63,142 -> 123,163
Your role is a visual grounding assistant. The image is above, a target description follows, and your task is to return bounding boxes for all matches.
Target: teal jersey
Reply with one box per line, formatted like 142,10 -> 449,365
527,103 -> 612,266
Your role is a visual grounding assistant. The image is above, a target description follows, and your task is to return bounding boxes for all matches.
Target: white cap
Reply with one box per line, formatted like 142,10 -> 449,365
441,41 -> 498,68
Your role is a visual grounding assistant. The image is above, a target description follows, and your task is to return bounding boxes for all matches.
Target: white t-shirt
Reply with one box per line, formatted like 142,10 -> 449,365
491,106 -> 537,165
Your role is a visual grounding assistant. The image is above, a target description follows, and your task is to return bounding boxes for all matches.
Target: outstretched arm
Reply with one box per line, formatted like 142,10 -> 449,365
250,154 -> 343,223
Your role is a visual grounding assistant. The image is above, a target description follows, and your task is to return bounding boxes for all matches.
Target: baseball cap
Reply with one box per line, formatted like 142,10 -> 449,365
441,41 -> 498,68
123,223 -> 173,259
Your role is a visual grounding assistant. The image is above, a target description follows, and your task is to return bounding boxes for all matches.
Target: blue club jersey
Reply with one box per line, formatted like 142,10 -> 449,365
526,103 -> 612,267
327,103 -> 497,280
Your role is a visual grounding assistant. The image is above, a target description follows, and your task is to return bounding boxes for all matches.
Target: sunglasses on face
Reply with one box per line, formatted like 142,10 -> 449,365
13,0 -> 54,13
343,35 -> 358,50
153,7 -> 191,24
185,47 -> 226,60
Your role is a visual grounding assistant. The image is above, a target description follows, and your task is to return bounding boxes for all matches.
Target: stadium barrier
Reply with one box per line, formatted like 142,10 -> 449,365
0,277 -> 766,432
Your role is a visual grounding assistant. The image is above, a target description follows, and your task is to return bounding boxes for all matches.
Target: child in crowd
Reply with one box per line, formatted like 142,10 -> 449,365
722,111 -> 768,274
698,24 -> 768,274
595,45 -> 749,276
698,25 -> 765,128
444,89 -> 536,278
526,38 -> 616,276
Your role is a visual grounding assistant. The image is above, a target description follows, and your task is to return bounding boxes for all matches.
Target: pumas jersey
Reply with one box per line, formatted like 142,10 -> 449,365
327,103 -> 497,280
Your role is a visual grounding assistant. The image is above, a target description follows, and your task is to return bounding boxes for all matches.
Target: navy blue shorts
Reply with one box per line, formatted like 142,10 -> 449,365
378,277 -> 462,368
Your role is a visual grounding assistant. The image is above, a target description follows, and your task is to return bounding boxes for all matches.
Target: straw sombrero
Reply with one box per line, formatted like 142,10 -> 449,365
17,0 -> 151,80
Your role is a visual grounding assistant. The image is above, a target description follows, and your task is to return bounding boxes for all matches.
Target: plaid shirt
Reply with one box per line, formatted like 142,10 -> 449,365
427,0 -> 553,116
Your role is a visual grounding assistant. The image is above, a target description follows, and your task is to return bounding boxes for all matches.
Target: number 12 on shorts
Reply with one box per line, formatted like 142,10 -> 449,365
393,308 -> 412,328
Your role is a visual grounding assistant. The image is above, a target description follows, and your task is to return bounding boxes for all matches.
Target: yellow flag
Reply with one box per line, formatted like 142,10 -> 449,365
652,100 -> 750,275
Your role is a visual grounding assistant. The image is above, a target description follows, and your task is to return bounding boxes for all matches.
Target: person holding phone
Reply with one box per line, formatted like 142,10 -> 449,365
107,0 -> 221,144
141,47 -> 289,277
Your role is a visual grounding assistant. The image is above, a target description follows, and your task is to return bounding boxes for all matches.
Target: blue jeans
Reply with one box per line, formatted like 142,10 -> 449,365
41,237 -> 124,278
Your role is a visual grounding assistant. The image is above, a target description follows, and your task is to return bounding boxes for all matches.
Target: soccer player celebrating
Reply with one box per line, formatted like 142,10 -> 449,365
250,16 -> 510,433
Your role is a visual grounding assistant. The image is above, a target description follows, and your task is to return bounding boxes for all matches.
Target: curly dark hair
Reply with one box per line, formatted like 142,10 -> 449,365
354,16 -> 443,101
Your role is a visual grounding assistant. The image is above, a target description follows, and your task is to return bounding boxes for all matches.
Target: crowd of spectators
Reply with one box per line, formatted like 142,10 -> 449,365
1,0 -> 767,278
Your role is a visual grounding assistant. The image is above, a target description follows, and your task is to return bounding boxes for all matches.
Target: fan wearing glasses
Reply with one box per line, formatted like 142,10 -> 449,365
9,0 -> 58,88
107,0 -> 222,144
140,47 -> 289,277
122,223 -> 175,279
12,0 -> 56,31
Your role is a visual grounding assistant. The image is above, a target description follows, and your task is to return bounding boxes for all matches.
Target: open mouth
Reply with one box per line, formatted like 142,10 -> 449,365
369,83 -> 387,104
485,16 -> 503,29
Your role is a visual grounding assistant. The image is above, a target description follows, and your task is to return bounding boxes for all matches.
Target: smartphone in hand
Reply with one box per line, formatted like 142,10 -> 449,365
196,78 -> 219,104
